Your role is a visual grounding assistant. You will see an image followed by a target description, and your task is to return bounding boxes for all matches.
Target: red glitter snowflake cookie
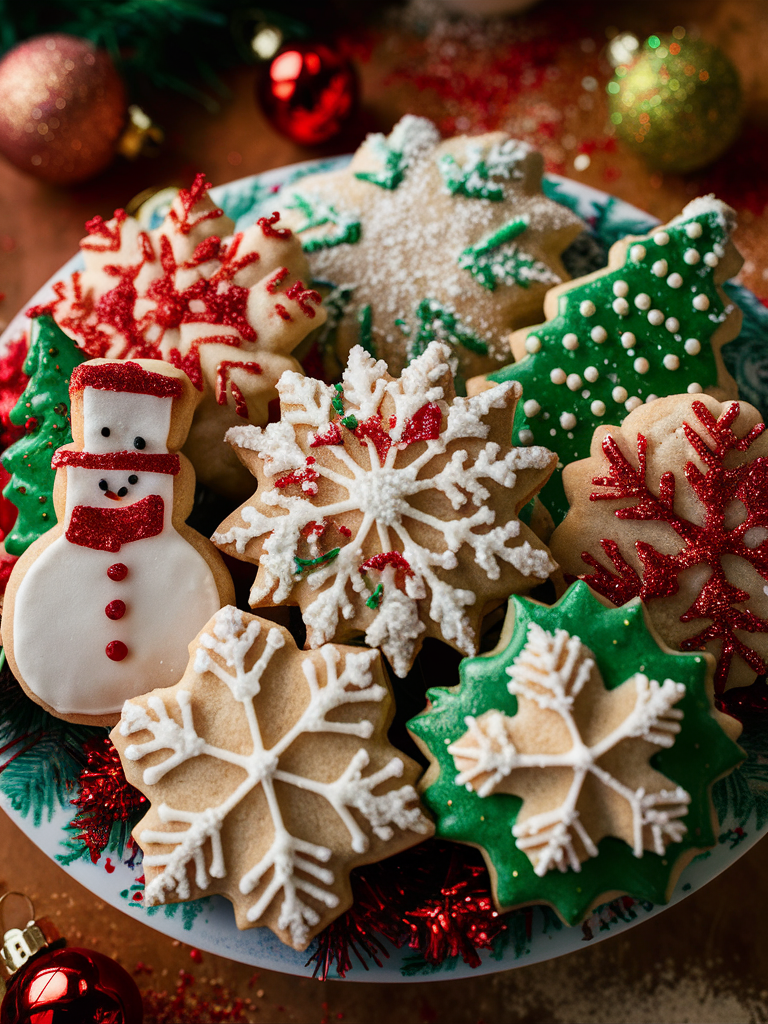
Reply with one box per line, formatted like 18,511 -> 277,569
550,394 -> 768,693
213,340 -> 557,677
37,174 -> 326,496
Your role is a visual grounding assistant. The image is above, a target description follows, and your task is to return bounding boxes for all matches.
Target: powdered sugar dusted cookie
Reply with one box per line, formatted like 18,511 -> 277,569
408,583 -> 742,925
279,115 -> 583,380
550,394 -> 768,693
112,606 -> 432,950
213,341 -> 557,678
2,359 -> 234,726
37,174 -> 326,497
468,197 -> 742,523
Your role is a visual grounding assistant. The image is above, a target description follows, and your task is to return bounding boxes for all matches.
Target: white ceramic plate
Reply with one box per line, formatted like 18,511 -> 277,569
1,160 -> 766,980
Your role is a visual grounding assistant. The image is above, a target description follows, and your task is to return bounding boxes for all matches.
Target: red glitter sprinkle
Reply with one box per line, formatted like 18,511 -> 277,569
274,303 -> 292,321
70,360 -> 184,398
105,600 -> 126,620
107,562 -> 128,581
215,361 -> 262,419
400,403 -> 442,445
339,525 -> 352,538
275,457 -> 319,491
257,211 -> 291,240
310,422 -> 343,447
168,173 -> 223,236
581,401 -> 768,692
265,267 -> 289,294
189,948 -> 203,964
285,280 -> 322,319
82,208 -> 128,252
106,640 -> 128,661
104,857 -> 115,873
53,450 -> 180,474
360,551 -> 414,580
66,494 -> 165,552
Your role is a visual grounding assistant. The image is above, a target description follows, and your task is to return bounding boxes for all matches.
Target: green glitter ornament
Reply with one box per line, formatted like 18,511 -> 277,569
607,34 -> 743,173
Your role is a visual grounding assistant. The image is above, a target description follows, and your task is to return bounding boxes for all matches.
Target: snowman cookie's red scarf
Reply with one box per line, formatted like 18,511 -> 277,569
66,494 -> 165,552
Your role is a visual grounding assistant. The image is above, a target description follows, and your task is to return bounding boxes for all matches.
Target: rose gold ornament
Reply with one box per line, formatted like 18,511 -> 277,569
0,34 -> 127,185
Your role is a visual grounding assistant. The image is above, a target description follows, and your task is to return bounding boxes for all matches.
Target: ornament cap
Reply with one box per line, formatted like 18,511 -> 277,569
0,893 -> 61,976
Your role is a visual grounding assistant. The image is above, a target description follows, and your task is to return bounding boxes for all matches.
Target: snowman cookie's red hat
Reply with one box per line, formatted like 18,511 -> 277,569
70,361 -> 184,398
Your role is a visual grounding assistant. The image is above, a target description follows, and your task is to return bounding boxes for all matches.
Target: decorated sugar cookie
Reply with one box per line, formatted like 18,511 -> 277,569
213,341 -> 557,678
111,606 -> 433,950
408,583 -> 742,925
550,394 -> 768,693
279,115 -> 583,380
468,197 -> 742,522
36,174 -> 326,496
2,359 -> 234,726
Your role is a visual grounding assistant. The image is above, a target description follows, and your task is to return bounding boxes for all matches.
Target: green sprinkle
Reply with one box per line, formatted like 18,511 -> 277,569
366,584 -> 384,609
294,548 -> 341,575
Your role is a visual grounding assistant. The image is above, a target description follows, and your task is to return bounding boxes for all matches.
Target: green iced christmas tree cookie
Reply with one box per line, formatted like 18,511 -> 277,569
2,316 -> 86,556
473,198 -> 742,523
408,582 -> 743,925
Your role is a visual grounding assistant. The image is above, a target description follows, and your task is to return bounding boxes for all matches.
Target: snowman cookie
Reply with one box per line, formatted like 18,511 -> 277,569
2,359 -> 234,726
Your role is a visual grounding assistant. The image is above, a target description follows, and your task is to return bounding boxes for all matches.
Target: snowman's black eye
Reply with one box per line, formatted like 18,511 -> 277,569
117,487 -> 128,497
128,475 -> 138,485
99,479 -> 108,491
101,427 -> 110,437
133,436 -> 146,450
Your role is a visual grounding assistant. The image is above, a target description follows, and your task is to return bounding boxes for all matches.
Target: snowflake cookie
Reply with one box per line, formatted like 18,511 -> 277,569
212,341 -> 558,678
408,582 -> 742,925
550,394 -> 768,694
110,606 -> 432,950
468,197 -> 742,523
278,115 -> 584,381
36,174 -> 326,497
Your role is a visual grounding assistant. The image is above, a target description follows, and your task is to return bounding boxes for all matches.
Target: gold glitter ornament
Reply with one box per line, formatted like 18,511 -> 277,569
607,34 -> 743,174
0,34 -> 127,185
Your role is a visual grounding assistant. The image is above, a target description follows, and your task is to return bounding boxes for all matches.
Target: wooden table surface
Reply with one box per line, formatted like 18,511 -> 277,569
1,1 -> 767,1020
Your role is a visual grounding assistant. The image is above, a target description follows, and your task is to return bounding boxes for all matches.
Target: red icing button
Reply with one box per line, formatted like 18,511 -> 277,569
105,600 -> 126,621
107,563 -> 128,581
106,640 -> 128,661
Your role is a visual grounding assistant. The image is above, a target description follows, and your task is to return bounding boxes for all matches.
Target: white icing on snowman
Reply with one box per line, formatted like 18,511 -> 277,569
10,361 -> 224,717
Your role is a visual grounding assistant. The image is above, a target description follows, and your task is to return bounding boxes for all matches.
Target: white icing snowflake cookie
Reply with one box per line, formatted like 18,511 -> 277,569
279,115 -> 584,380
111,606 -> 432,950
38,174 -> 326,497
213,340 -> 557,678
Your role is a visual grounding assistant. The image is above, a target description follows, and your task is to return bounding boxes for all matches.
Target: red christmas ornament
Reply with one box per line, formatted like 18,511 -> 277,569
0,893 -> 143,1024
259,42 -> 358,146
0,34 -> 127,184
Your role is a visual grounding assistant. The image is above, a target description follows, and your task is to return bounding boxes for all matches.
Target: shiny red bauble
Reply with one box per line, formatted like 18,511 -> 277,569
0,945 -> 143,1024
259,42 -> 358,146
0,34 -> 127,184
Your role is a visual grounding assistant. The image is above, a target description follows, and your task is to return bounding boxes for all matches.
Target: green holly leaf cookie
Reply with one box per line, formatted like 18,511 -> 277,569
476,197 -> 742,523
408,582 -> 743,926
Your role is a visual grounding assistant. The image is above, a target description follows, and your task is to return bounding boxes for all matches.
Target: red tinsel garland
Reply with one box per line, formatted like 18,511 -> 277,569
69,735 -> 147,863
307,840 -> 507,979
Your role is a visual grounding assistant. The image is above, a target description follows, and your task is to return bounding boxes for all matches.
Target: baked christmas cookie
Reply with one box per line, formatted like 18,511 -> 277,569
37,173 -> 326,497
550,394 -> 768,693
408,582 -> 742,925
279,115 -> 583,381
2,359 -> 234,726
111,605 -> 432,950
213,340 -> 557,677
468,197 -> 742,522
